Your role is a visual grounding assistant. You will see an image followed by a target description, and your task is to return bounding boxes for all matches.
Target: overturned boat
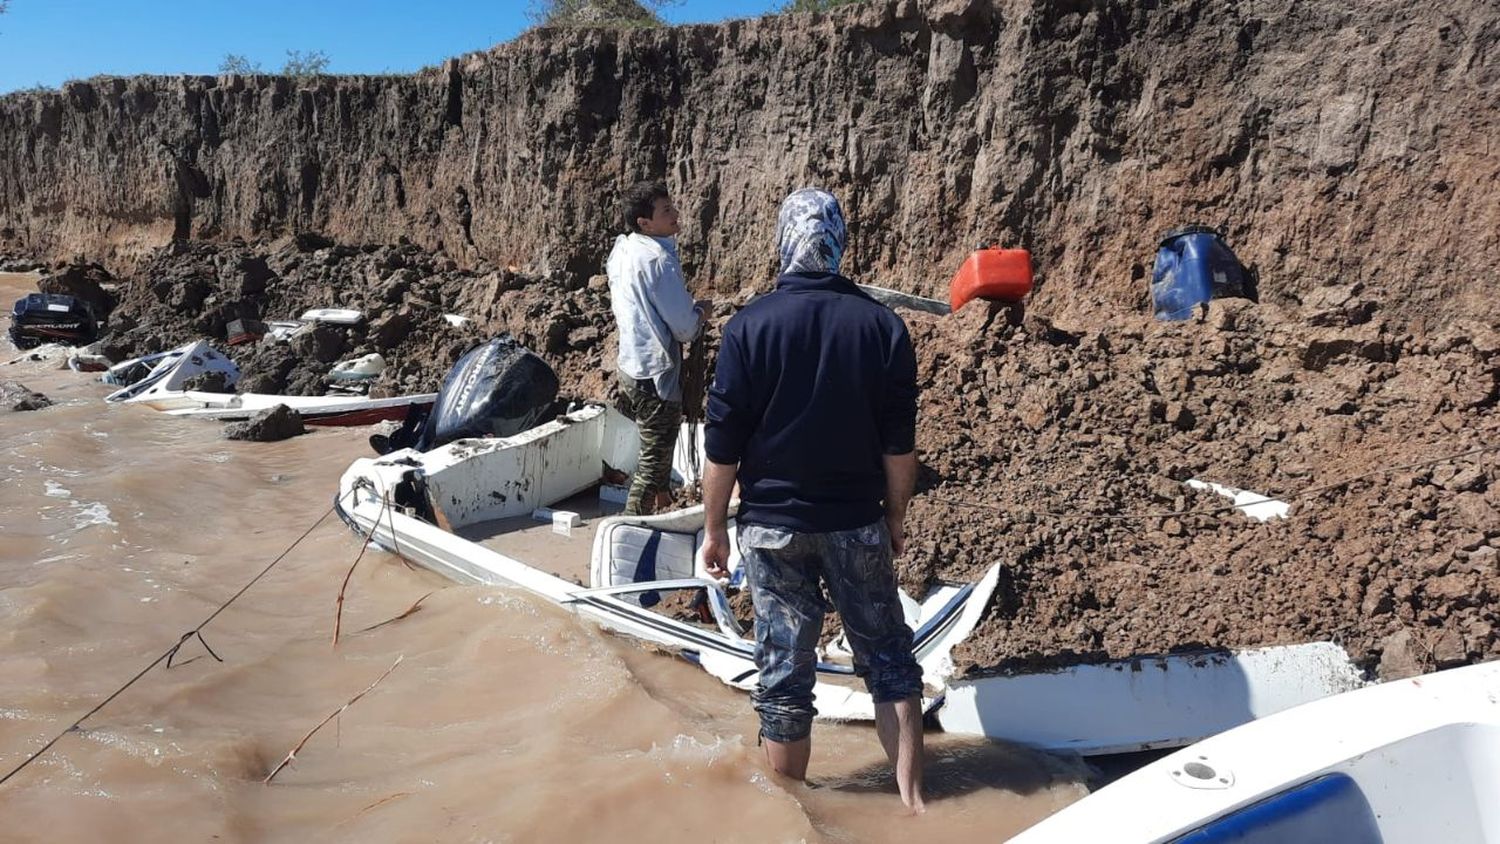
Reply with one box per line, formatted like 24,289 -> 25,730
104,340 -> 435,426
335,403 -> 999,723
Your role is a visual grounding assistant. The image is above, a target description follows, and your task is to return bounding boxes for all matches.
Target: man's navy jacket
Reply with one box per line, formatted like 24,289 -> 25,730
704,271 -> 918,532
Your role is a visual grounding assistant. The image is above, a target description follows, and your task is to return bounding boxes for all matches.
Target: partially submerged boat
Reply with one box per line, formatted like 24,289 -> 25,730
105,340 -> 435,425
103,340 -> 240,402
335,403 -> 1000,722
1014,660 -> 1500,843
333,404 -> 1371,742
147,390 -> 439,426
330,287 -> 1373,748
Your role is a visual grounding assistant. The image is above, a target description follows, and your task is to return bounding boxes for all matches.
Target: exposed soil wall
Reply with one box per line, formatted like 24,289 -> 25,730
53,229 -> 1500,682
3,0 -> 1497,679
903,301 -> 1498,677
2,0 -> 1497,331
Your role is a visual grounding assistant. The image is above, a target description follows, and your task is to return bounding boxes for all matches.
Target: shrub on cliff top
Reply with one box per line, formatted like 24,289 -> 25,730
218,54 -> 262,74
529,0 -> 675,28
281,50 -> 330,79
781,0 -> 867,11
217,51 -> 329,79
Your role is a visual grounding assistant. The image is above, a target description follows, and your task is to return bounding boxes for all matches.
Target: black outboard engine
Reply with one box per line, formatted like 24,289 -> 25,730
371,335 -> 560,455
8,293 -> 99,349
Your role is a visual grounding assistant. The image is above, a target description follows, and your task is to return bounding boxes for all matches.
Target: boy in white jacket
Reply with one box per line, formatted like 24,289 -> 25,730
606,181 -> 705,514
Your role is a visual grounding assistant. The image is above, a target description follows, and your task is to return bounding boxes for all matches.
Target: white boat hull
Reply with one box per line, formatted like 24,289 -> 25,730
103,340 -> 239,403
939,643 -> 1366,755
1014,660 -> 1500,843
143,390 -> 437,425
334,404 -> 1376,750
333,404 -> 997,723
102,339 -> 433,425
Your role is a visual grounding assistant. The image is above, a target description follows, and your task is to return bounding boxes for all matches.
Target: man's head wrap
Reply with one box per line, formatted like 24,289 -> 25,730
776,188 -> 847,275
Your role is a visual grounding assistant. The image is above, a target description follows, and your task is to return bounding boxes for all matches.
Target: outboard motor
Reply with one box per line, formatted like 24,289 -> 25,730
1150,225 -> 1256,321
372,335 -> 559,455
8,293 -> 99,349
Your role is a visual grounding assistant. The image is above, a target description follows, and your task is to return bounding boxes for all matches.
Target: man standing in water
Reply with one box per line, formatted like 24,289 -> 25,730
699,189 -> 926,812
606,181 -> 706,515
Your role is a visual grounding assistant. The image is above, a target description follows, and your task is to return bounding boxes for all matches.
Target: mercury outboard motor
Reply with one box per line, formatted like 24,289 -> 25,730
1150,225 -> 1257,321
371,335 -> 560,455
8,293 -> 99,349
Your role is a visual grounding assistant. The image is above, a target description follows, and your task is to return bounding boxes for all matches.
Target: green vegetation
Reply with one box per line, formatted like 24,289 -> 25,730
281,49 -> 330,78
217,50 -> 330,78
214,50 -> 325,77
218,53 -> 261,74
527,0 -> 678,29
781,0 -> 866,11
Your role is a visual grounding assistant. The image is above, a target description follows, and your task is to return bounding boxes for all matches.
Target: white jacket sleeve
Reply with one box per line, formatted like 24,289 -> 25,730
647,256 -> 702,343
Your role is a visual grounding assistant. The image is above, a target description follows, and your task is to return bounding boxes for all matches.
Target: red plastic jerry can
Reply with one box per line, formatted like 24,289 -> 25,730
949,248 -> 1033,312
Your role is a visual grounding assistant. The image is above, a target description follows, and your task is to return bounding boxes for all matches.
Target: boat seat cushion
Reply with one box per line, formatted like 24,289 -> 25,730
607,525 -> 697,587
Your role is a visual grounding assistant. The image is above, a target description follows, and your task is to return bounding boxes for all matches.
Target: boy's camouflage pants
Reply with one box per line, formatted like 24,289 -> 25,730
617,372 -> 682,515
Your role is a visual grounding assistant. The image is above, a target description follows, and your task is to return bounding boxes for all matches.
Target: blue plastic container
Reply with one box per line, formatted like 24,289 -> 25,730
1150,226 -> 1253,321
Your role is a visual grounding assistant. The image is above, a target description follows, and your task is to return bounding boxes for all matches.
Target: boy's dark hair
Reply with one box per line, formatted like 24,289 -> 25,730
621,181 -> 669,233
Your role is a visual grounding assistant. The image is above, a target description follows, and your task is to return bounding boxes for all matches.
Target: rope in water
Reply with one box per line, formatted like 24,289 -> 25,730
0,500 -> 342,789
923,442 -> 1499,523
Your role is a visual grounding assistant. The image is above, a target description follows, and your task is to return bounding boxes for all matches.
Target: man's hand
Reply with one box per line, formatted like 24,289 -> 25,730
701,459 -> 739,580
886,513 -> 907,558
701,524 -> 731,579
882,451 -> 917,560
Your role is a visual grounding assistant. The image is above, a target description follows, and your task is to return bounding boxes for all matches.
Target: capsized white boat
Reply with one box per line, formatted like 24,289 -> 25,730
147,390 -> 438,426
103,340 -> 239,403
334,403 -> 1000,723
1014,660 -> 1500,844
106,339 -> 434,426
102,347 -> 181,386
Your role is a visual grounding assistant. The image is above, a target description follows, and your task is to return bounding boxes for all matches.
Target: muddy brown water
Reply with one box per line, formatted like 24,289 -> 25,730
0,272 -> 1093,841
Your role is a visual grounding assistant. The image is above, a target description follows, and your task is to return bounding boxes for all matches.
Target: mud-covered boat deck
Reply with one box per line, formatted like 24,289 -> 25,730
453,489 -> 616,587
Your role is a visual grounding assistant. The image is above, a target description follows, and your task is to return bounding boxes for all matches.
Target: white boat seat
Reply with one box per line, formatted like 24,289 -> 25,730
607,525 -> 697,588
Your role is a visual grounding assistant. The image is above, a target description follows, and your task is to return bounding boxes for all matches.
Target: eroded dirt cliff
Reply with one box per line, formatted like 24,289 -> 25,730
3,0 -> 1497,329
3,0 -> 1497,677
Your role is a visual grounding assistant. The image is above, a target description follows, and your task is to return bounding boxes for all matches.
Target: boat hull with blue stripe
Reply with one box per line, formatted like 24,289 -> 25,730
1012,660 -> 1500,843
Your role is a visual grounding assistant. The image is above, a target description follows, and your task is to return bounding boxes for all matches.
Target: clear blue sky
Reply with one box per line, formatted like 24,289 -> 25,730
0,1 -> 783,94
